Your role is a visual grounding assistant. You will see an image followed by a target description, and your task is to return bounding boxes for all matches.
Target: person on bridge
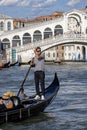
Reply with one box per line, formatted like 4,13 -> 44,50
30,46 -> 45,100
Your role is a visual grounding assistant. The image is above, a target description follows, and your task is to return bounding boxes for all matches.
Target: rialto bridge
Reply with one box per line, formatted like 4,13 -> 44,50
0,9 -> 87,62
5,34 -> 87,62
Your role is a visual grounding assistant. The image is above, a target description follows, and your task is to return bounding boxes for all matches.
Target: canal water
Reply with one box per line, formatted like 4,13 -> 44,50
0,63 -> 87,130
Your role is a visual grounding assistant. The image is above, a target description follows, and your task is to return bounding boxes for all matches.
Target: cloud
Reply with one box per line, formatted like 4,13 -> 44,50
17,0 -> 31,6
0,0 -> 57,7
0,0 -> 18,6
67,0 -> 81,7
0,0 -> 31,6
32,0 -> 57,8
45,0 -> 57,4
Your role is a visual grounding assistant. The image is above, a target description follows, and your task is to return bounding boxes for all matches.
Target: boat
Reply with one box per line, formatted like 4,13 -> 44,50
9,61 -> 21,67
0,73 -> 59,124
0,61 -> 10,68
3,61 -> 10,68
53,58 -> 61,64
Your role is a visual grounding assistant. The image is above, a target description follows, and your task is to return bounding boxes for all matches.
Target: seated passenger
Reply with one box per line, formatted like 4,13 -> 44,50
0,91 -> 16,109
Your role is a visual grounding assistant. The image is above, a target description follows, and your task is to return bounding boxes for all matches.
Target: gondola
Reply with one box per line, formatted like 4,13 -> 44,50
4,61 -> 10,68
53,58 -> 61,64
9,61 -> 21,67
0,61 -> 10,68
0,73 -> 60,124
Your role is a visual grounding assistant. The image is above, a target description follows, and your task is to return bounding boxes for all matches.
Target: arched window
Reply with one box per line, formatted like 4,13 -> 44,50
33,30 -> 42,42
0,21 -> 4,31
53,52 -> 55,57
7,21 -> 11,30
86,27 -> 87,34
82,46 -> 86,60
44,27 -> 52,39
54,25 -> 63,36
12,35 -> 21,47
48,52 -> 50,57
2,38 -> 10,49
23,33 -> 31,45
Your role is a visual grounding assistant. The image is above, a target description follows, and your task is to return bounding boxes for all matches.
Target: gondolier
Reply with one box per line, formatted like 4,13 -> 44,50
30,46 -> 45,100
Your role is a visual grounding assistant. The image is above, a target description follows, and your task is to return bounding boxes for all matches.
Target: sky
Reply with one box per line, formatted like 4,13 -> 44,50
0,0 -> 87,19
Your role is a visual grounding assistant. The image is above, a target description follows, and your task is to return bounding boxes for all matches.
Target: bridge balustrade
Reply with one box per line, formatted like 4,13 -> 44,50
6,33 -> 87,53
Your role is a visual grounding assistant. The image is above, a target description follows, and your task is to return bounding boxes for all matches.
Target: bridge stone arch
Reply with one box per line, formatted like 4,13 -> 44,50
12,35 -> 21,47
54,25 -> 63,36
40,38 -> 87,52
2,38 -> 10,49
23,32 -> 31,45
40,40 -> 87,61
44,27 -> 53,39
33,30 -> 42,42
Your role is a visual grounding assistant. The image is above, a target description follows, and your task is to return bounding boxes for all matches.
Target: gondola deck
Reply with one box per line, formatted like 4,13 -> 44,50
0,73 -> 60,124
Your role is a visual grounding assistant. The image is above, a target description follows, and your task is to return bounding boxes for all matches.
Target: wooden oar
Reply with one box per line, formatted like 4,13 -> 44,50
17,65 -> 31,97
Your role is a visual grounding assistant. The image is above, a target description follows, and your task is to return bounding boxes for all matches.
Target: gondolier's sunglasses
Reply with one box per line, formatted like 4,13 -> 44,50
36,50 -> 41,52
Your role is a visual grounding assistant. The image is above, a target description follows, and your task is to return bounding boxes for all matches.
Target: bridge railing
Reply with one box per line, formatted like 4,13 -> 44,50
6,33 -> 87,53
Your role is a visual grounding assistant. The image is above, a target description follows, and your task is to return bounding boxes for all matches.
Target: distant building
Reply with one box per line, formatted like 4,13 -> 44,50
13,18 -> 27,29
0,14 -> 14,35
13,11 -> 63,29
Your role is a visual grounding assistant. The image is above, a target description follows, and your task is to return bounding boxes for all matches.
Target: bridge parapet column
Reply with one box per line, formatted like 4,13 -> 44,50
19,34 -> 23,46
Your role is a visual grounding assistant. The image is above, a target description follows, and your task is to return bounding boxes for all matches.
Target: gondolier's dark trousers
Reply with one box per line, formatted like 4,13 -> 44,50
34,71 -> 45,96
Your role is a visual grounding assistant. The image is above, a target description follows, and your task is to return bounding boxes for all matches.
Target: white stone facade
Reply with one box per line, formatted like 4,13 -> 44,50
0,9 -> 87,62
0,14 -> 14,35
